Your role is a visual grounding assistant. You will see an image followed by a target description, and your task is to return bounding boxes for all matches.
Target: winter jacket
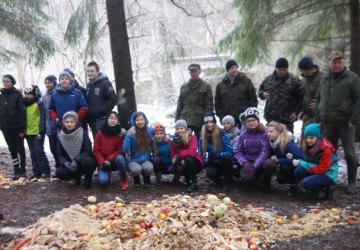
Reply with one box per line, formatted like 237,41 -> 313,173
93,130 -> 124,166
86,73 -> 117,120
215,73 -> 258,124
170,134 -> 204,165
0,87 -> 26,131
198,129 -> 234,165
48,84 -> 88,122
175,78 -> 213,127
234,127 -> 270,169
316,69 -> 360,125
57,130 -> 93,165
25,100 -> 46,136
42,89 -> 57,135
259,71 -> 303,126
122,113 -> 153,163
153,140 -> 171,166
269,138 -> 302,166
298,138 -> 338,183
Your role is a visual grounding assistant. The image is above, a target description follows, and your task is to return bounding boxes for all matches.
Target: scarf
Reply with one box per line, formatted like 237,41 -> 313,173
172,133 -> 184,147
100,122 -> 121,136
59,126 -> 83,160
269,137 -> 280,149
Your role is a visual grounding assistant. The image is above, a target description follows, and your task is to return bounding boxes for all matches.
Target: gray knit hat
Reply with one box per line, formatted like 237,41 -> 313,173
175,119 -> 187,129
62,111 -> 78,124
59,71 -> 72,80
222,115 -> 235,127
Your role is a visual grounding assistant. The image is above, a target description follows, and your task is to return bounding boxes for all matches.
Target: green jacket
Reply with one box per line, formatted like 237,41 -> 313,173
316,69 -> 360,125
175,78 -> 213,127
215,72 -> 257,124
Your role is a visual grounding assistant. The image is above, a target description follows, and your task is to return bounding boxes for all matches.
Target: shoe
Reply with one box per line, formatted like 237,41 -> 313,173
186,182 -> 198,193
324,186 -> 335,200
185,176 -> 191,188
133,176 -> 141,187
40,173 -> 49,178
143,175 -> 151,187
347,183 -> 357,195
307,190 -> 320,200
286,185 -> 297,197
120,177 -> 128,190
155,173 -> 162,186
171,174 -> 180,185
83,176 -> 92,189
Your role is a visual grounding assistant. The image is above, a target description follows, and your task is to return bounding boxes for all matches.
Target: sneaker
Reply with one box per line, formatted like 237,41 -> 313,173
186,182 -> 198,193
133,176 -> 141,187
324,186 -> 335,200
286,185 -> 297,197
120,177 -> 128,190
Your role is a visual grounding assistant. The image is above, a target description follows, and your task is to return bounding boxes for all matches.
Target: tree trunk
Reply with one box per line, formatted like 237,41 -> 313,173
106,0 -> 136,130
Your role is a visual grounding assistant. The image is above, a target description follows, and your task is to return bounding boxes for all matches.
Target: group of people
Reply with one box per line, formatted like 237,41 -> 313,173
0,50 -> 359,199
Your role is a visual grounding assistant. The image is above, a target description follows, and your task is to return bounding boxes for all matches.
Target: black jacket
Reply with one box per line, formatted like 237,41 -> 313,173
0,87 -> 26,131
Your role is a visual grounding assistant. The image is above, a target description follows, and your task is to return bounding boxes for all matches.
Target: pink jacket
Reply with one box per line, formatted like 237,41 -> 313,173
170,135 -> 204,165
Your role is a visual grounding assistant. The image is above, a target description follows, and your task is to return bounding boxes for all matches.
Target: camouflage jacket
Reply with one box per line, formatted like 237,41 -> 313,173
175,78 -> 213,127
259,71 -> 303,126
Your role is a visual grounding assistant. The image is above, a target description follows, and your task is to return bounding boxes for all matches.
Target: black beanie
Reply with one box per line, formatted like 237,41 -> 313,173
225,59 -> 238,72
298,57 -> 314,70
45,75 -> 58,86
275,58 -> 289,68
3,74 -> 16,85
204,111 -> 216,123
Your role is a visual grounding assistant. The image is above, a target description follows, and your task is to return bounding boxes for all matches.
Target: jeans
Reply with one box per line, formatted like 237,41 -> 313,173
98,155 -> 126,185
128,160 -> 153,177
295,167 -> 335,191
2,128 -> 26,168
26,135 -> 50,176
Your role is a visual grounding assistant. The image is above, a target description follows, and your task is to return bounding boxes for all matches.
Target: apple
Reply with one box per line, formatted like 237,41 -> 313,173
276,218 -> 284,225
139,222 -> 147,229
160,207 -> 169,214
159,213 -> 167,220
249,244 -> 259,250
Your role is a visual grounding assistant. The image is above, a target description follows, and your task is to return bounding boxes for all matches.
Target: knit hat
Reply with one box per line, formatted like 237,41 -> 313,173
59,71 -> 72,80
298,57 -> 314,70
45,75 -> 58,86
225,59 -> 238,72
203,111 -> 216,123
62,111 -> 78,124
3,74 -> 16,85
188,64 -> 201,70
304,123 -> 321,138
243,107 -> 260,121
63,68 -> 75,77
175,119 -> 187,129
24,85 -> 38,97
222,115 -> 235,127
275,58 -> 289,68
153,122 -> 165,133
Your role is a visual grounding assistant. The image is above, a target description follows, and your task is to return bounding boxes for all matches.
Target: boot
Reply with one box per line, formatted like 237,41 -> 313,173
184,175 -> 191,187
286,185 -> 297,197
155,173 -> 162,186
133,176 -> 141,187
84,175 -> 92,189
12,166 -> 20,180
324,186 -> 335,200
186,175 -> 198,193
171,174 -> 180,185
120,177 -> 128,190
143,175 -> 151,187
347,165 -> 358,194
18,166 -> 27,178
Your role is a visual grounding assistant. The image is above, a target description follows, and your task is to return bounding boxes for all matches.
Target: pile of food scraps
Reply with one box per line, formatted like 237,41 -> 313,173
0,173 -> 52,189
4,194 -> 359,250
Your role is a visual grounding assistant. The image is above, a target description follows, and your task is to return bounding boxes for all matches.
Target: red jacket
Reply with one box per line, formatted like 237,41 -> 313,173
170,134 -> 203,165
93,130 -> 124,166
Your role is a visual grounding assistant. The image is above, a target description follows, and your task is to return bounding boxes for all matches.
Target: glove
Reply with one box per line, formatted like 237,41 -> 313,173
241,162 -> 256,181
64,161 -> 77,173
102,160 -> 112,171
292,159 -> 301,167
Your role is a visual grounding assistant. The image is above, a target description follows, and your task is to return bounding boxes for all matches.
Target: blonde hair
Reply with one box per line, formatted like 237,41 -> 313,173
267,121 -> 289,154
202,125 -> 221,153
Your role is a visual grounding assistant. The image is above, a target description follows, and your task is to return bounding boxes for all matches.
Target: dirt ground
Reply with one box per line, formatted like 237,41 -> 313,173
0,147 -> 359,249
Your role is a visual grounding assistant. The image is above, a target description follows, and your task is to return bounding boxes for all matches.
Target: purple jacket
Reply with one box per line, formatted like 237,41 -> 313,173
234,127 -> 270,169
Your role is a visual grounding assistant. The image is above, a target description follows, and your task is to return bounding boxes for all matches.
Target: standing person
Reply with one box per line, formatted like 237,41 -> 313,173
199,112 -> 234,192
0,75 -> 26,179
122,111 -> 153,187
48,71 -> 88,130
93,111 -> 127,189
85,61 -> 118,138
63,68 -> 86,96
175,63 -> 213,139
297,57 -> 324,129
23,85 -> 50,178
293,123 -> 338,200
234,107 -> 274,189
258,58 -> 303,132
215,59 -> 258,128
316,50 -> 360,194
56,111 -> 96,189
267,121 -> 302,197
42,75 -> 60,168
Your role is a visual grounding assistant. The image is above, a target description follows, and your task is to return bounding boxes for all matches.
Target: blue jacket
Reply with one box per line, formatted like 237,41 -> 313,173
122,113 -> 153,163
154,140 -> 171,165
270,139 -> 302,166
42,89 -> 57,135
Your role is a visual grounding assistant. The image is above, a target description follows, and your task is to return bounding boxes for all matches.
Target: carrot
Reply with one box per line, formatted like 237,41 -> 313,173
13,237 -> 30,250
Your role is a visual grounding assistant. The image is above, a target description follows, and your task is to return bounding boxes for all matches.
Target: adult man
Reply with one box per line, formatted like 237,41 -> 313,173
258,57 -> 303,132
215,59 -> 257,128
298,57 -> 324,128
316,50 -> 360,194
85,61 -> 117,138
175,63 -> 213,138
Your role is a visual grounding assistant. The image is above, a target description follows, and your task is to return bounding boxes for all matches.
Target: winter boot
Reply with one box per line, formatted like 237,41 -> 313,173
133,176 -> 141,187
143,175 -> 151,187
347,165 -> 358,194
286,185 -> 297,197
186,175 -> 198,193
324,186 -> 335,200
120,177 -> 128,190
155,173 -> 162,186
12,166 -> 20,180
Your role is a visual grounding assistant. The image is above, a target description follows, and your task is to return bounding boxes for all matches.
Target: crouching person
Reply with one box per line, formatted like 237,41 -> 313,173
56,111 -> 96,189
93,111 -> 127,189
293,123 -> 338,200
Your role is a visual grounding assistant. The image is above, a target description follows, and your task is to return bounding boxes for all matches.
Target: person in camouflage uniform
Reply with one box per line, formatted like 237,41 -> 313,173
297,57 -> 324,130
316,50 -> 360,194
215,59 -> 258,129
258,58 -> 303,132
175,64 -> 214,139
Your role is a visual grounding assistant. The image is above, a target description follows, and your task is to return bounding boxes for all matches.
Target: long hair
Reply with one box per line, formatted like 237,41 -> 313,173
202,125 -> 221,153
181,130 -> 191,146
301,137 -> 320,159
267,121 -> 289,154
133,112 -> 151,152
255,122 -> 266,134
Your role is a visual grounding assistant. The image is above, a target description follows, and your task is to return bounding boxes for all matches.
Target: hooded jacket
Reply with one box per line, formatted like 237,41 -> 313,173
0,87 -> 26,131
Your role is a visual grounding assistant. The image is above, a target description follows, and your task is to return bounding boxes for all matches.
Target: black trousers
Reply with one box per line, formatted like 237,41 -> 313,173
56,155 -> 96,180
206,156 -> 233,185
2,128 -> 26,168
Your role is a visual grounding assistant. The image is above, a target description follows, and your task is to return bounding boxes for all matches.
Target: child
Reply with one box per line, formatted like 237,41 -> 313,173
293,123 -> 338,200
122,111 -> 153,187
267,121 -> 302,197
152,122 -> 172,185
93,111 -> 127,189
234,107 -> 273,189
56,111 -> 96,189
200,112 -> 234,192
222,115 -> 240,144
24,85 -> 50,178
170,119 -> 203,193
42,75 -> 60,168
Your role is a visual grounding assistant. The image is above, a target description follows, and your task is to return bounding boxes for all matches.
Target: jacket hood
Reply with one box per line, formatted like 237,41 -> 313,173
130,111 -> 150,127
89,73 -> 109,85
